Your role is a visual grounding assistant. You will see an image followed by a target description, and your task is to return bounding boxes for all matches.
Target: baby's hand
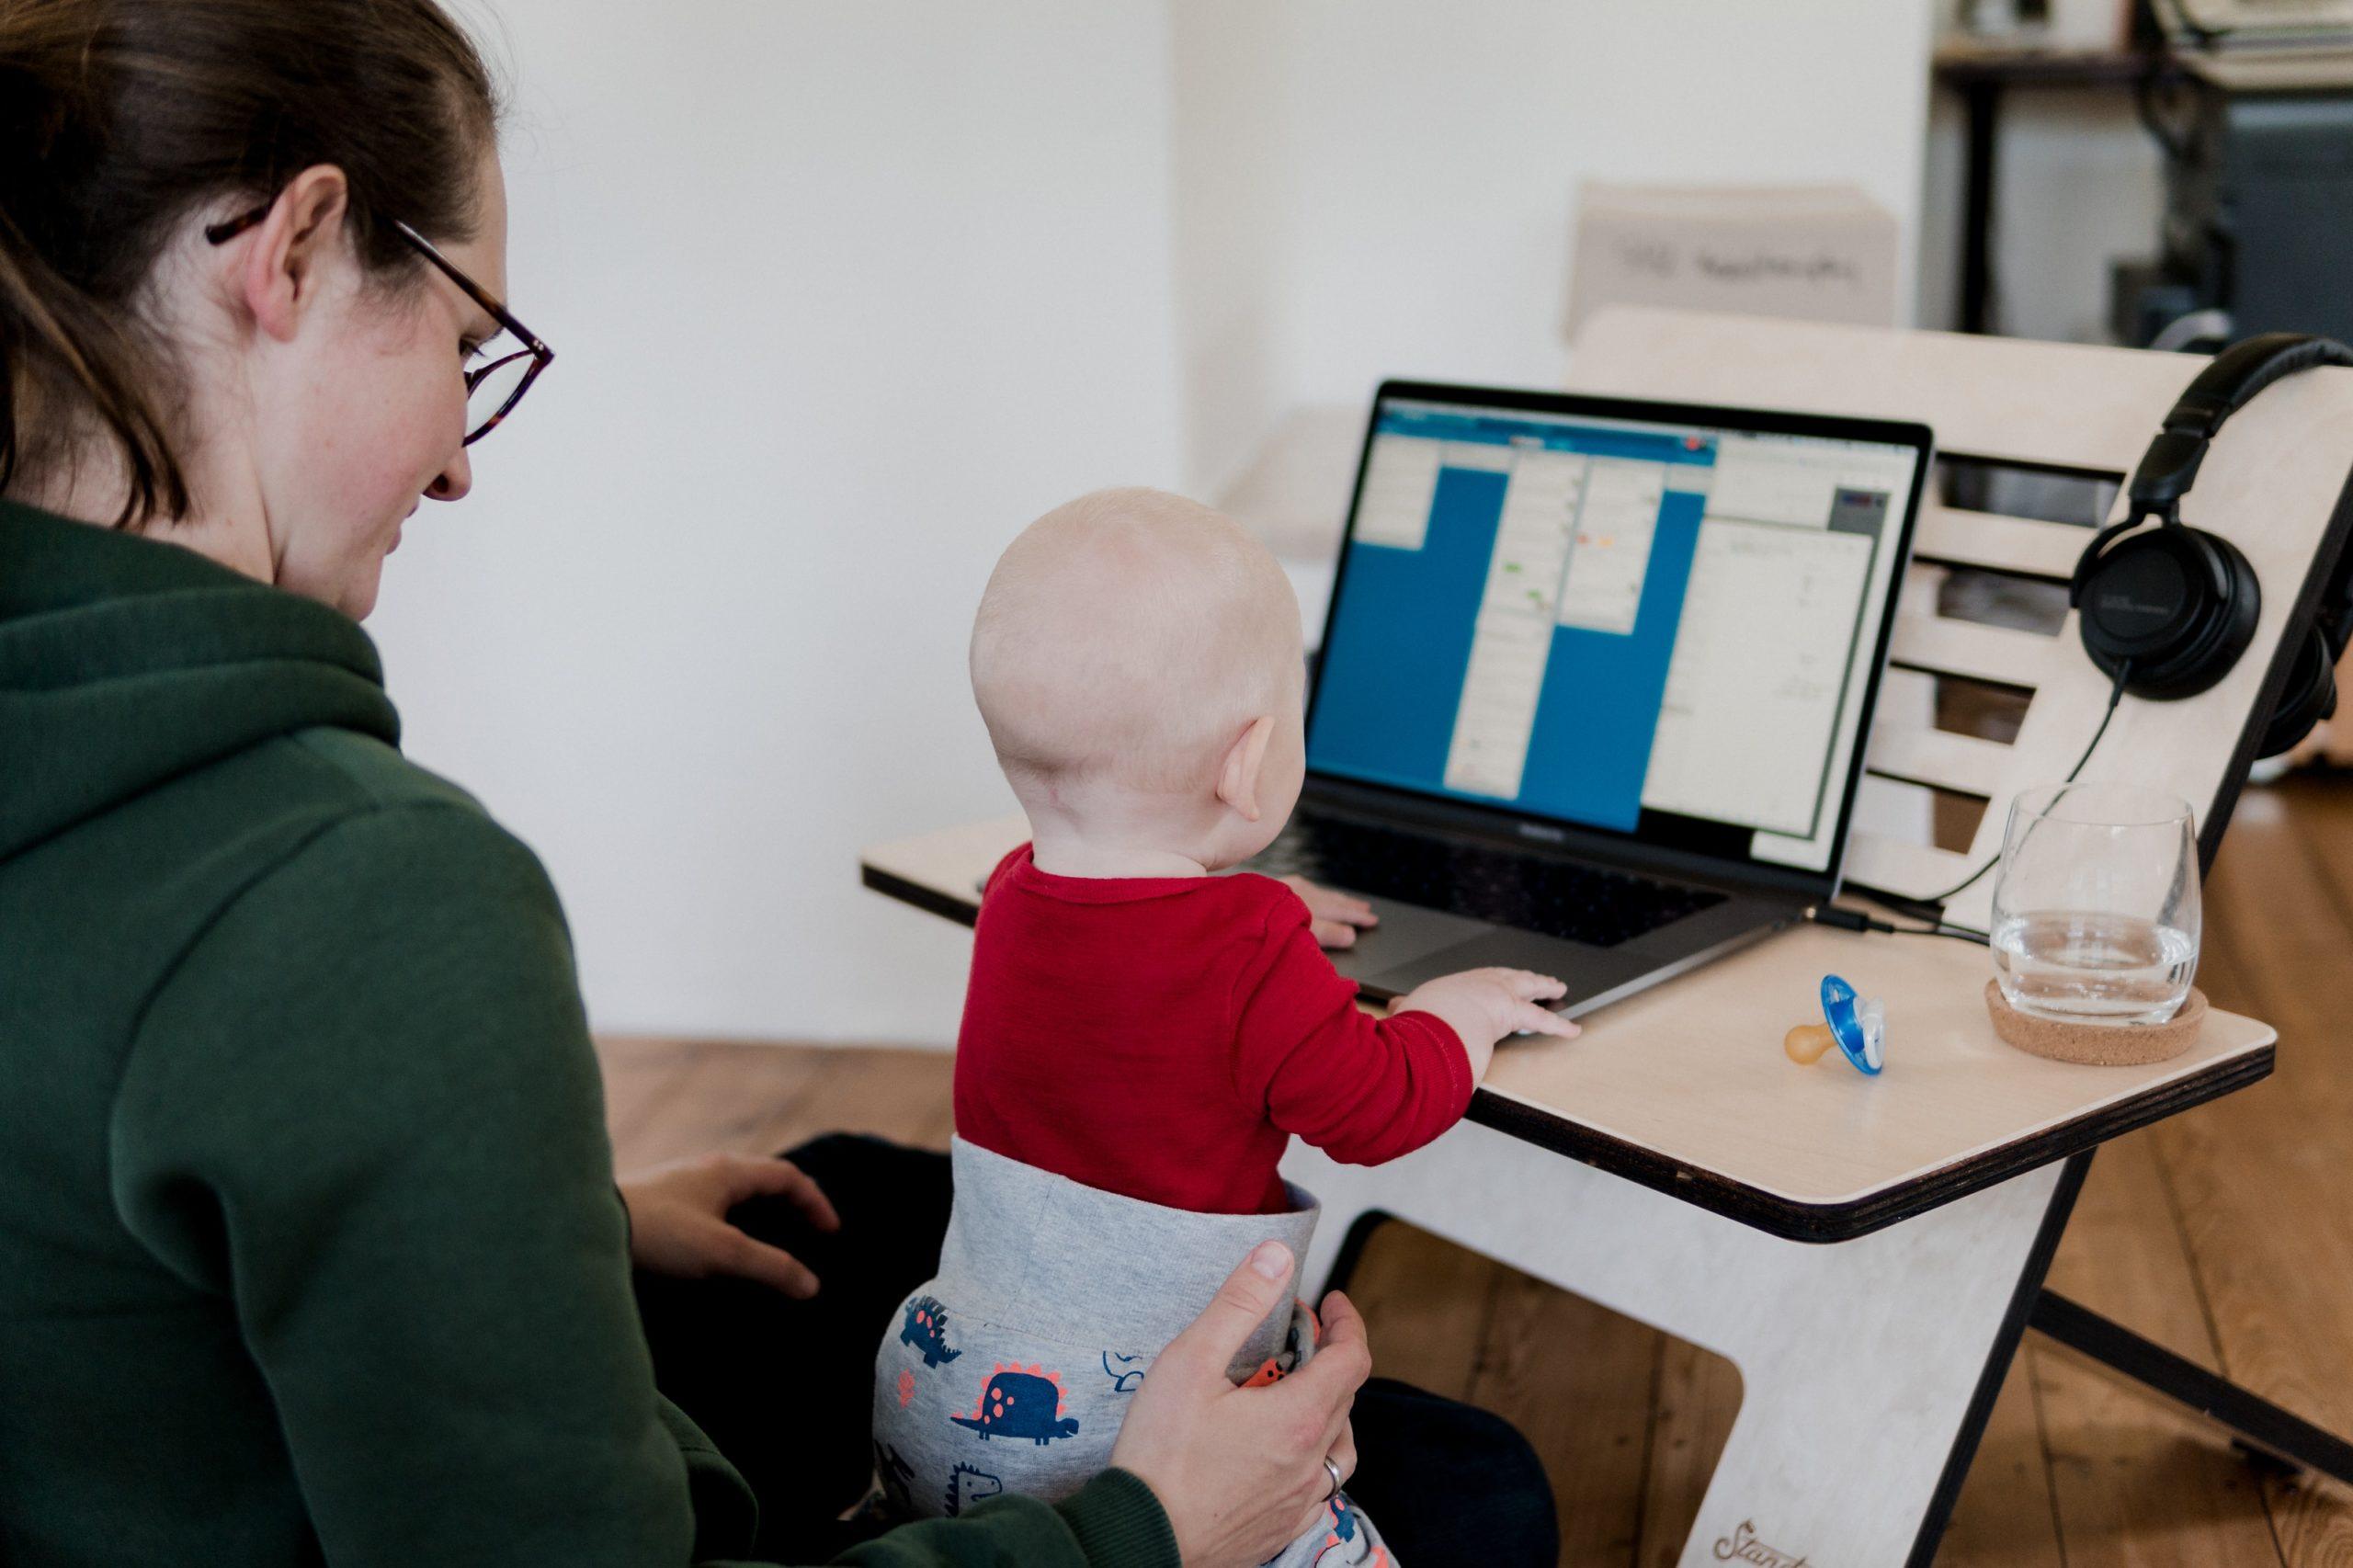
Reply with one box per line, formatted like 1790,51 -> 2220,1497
1392,967 -> 1578,1082
1279,876 -> 1380,950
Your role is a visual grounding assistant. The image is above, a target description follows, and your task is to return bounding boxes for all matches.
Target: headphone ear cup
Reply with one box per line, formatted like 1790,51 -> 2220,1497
2257,623 -> 2341,758
2197,529 -> 2264,691
2077,527 -> 2259,699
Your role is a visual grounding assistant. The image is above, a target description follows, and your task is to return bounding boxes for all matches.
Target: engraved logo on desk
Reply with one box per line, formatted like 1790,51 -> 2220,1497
1712,1520 -> 1811,1567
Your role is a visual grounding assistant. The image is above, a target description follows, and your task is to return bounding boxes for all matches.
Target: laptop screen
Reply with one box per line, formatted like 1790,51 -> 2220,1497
1305,384 -> 1930,885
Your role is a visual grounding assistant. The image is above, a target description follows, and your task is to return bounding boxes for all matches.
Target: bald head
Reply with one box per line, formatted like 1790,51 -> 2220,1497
972,488 -> 1302,801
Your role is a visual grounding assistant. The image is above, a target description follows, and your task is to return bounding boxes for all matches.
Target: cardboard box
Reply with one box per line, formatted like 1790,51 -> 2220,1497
1564,182 -> 1901,342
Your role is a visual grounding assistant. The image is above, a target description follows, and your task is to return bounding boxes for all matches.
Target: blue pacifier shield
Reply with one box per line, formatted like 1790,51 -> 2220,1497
1821,973 -> 1885,1076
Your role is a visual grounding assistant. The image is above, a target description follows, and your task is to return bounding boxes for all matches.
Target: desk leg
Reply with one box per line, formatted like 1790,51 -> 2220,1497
2029,1289 -> 2353,1485
1285,1128 -> 2080,1567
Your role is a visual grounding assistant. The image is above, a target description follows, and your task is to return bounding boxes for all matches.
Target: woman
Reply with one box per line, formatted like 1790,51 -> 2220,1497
0,4 -> 1557,1565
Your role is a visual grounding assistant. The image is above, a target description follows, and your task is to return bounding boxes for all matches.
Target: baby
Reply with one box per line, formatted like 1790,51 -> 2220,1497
867,488 -> 1576,1560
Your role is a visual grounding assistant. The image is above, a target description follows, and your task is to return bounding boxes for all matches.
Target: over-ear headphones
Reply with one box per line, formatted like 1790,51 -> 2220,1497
2073,332 -> 2353,757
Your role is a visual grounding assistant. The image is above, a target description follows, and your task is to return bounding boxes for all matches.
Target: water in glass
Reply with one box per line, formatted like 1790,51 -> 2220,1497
1988,782 -> 2200,1026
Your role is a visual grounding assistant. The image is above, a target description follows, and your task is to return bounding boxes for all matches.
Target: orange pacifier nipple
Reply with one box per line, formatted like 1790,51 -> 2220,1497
1783,1022 -> 1838,1065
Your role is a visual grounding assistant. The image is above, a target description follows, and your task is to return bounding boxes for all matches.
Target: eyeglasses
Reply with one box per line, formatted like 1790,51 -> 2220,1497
205,201 -> 553,446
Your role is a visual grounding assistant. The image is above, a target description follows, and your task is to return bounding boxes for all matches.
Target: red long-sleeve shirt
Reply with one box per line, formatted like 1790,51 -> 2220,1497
953,845 -> 1473,1215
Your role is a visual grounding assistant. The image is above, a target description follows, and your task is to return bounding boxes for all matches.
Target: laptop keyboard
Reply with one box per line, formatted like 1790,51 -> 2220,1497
1252,812 -> 1727,950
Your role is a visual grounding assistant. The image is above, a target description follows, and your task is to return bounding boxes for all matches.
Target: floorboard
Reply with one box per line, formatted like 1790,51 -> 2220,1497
1467,1260 -> 1672,1565
1936,1356 -> 2068,1568
1634,1338 -> 1745,1568
1336,1220 -> 1498,1402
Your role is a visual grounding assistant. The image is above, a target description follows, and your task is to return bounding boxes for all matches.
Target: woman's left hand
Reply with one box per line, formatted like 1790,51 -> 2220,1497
1280,876 -> 1380,949
619,1152 -> 841,1299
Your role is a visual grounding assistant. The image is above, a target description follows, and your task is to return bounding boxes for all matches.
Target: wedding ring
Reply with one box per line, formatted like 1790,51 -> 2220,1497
1323,1455 -> 1343,1501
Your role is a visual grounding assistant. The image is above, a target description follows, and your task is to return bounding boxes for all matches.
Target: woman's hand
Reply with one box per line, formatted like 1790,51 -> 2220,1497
618,1152 -> 841,1299
1109,1241 -> 1370,1567
1279,876 -> 1379,950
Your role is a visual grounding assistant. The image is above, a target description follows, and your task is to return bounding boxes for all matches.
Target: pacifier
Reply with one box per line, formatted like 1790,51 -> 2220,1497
1782,973 -> 1885,1075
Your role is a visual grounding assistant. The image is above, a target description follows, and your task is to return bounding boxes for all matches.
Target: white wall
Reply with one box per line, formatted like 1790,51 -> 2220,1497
369,1 -> 1184,1044
1170,0 -> 1941,499
369,3 -> 1949,1048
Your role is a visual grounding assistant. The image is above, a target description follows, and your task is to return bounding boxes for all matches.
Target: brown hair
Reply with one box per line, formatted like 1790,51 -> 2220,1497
0,0 -> 501,528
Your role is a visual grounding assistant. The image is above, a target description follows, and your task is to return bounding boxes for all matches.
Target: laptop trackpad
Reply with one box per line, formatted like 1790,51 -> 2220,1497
1320,894 -> 1494,989
1358,926 -> 1641,1003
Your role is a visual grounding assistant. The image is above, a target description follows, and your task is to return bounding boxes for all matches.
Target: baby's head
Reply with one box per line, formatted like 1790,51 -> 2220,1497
972,487 -> 1304,870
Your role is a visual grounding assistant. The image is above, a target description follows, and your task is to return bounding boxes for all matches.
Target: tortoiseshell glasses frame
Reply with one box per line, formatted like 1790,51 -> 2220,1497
204,201 -> 553,446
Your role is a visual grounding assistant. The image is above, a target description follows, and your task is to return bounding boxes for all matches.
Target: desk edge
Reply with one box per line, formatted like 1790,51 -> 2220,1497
863,861 -> 982,931
1466,1042 -> 2272,1243
860,857 -> 2277,1244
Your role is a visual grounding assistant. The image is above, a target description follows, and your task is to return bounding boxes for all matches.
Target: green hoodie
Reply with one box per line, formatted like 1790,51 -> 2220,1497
0,502 -> 1177,1568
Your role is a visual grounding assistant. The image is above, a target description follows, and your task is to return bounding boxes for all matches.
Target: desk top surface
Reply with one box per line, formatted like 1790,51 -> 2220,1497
862,814 -> 2276,1242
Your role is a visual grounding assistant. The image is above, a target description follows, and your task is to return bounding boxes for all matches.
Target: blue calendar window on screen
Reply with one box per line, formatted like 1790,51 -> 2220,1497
1307,406 -> 1713,834
1305,400 -> 1909,855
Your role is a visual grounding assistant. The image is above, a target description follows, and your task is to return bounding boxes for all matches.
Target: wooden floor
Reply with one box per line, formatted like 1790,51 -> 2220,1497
597,774 -> 2353,1566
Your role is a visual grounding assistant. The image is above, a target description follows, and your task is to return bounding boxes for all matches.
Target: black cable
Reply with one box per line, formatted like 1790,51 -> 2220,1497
1901,660 -> 2134,912
1806,903 -> 1992,947
1893,922 -> 1993,948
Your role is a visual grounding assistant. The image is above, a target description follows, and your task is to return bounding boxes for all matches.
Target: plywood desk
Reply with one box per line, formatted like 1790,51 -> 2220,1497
860,816 -> 2315,1565
861,813 -> 2272,1243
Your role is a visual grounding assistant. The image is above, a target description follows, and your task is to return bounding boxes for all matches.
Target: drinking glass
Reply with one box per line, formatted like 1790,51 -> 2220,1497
1989,782 -> 2200,1025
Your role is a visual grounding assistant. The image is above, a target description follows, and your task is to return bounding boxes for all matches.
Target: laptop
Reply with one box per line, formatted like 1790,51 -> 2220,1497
1249,381 -> 1933,1017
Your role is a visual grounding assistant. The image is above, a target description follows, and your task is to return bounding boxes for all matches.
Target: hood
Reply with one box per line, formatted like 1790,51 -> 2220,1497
0,501 -> 400,862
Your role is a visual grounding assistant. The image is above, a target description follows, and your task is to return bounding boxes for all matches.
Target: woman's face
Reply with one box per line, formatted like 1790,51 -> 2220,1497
256,153 -> 510,619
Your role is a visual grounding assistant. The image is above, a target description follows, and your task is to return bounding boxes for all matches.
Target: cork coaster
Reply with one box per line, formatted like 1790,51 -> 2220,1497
1984,981 -> 2207,1066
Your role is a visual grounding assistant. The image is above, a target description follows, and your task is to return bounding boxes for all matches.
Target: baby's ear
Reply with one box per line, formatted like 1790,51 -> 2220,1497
1215,715 -> 1277,824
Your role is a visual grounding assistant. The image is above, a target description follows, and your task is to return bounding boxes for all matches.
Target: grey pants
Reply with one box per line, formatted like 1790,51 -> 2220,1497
867,1139 -> 1392,1565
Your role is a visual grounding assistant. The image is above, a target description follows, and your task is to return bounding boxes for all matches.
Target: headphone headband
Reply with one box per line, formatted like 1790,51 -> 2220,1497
2081,331 -> 2353,746
2165,333 -> 2353,438
2129,334 -> 2353,518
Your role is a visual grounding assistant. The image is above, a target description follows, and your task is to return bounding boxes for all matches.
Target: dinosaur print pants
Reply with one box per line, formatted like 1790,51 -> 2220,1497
866,1138 -> 1393,1566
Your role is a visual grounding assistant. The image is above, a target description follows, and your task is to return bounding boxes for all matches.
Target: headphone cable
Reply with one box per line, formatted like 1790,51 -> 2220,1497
1805,903 -> 1992,946
1870,659 -> 2134,917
